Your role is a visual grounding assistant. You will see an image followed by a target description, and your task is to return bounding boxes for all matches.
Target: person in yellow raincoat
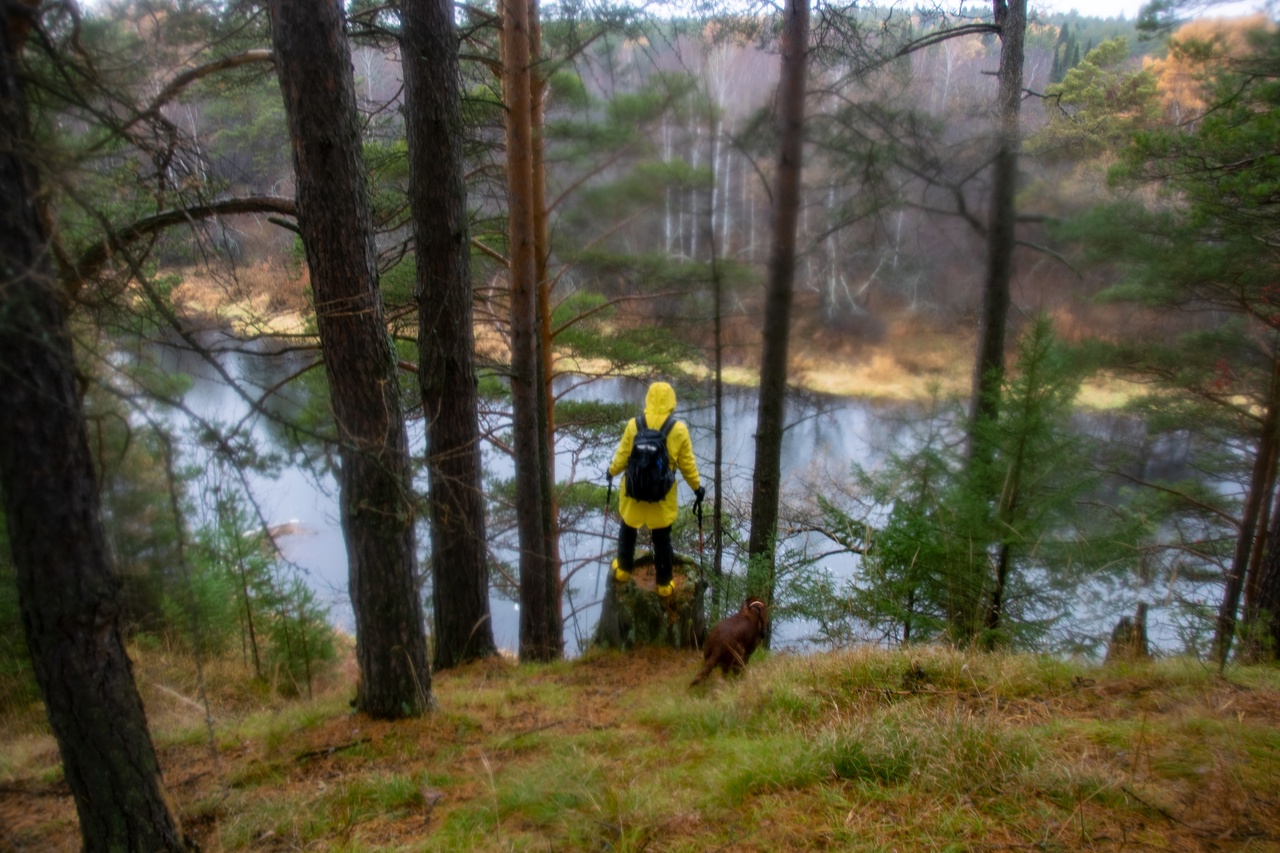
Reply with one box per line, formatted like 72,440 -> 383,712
607,381 -> 705,597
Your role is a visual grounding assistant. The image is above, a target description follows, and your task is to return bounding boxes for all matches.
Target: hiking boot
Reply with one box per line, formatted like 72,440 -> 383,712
612,559 -> 632,584
656,581 -> 674,597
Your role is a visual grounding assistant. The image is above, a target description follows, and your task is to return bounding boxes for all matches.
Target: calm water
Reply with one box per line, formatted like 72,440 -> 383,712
149,335 -> 1212,657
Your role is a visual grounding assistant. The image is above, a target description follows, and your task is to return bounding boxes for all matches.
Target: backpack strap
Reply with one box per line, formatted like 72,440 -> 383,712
636,412 -> 677,438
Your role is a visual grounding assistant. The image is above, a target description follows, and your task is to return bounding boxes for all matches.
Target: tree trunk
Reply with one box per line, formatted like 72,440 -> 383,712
712,285 -> 726,619
1105,602 -> 1150,664
1245,471 -> 1277,609
595,569 -> 624,649
699,102 -> 725,626
1213,355 -> 1280,667
592,556 -> 702,649
0,18 -> 187,850
401,0 -> 497,670
982,335 -> 1036,648
713,170 -> 726,622
1242,382 -> 1280,660
1253,505 -> 1280,661
747,0 -> 809,604
663,122 -> 673,253
503,0 -> 560,661
966,0 -> 1026,465
268,0 -> 430,716
530,0 -> 564,647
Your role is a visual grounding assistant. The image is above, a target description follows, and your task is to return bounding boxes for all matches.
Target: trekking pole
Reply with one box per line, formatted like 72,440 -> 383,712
694,489 -> 705,583
695,493 -> 704,564
693,489 -> 706,643
594,476 -> 613,602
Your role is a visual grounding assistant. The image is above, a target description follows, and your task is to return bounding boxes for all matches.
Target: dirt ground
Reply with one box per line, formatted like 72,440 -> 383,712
0,647 -> 693,852
4,646 -> 1280,852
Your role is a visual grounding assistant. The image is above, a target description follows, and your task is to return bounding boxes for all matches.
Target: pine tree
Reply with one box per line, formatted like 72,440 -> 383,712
0,9 -> 188,846
401,0 -> 498,670
1051,22 -> 1071,83
268,0 -> 431,716
748,0 -> 810,613
1060,24 -> 1280,665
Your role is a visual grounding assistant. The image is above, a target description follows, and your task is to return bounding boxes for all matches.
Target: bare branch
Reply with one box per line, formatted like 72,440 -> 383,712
551,290 -> 687,339
113,50 -> 276,143
894,23 -> 1002,59
471,237 -> 508,266
70,196 -> 297,291
1014,239 -> 1083,278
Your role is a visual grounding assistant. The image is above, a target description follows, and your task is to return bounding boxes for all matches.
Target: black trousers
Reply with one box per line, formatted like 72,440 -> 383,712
617,522 -> 674,586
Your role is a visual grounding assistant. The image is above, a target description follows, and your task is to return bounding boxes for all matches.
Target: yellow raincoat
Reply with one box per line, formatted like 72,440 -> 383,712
608,382 -> 701,530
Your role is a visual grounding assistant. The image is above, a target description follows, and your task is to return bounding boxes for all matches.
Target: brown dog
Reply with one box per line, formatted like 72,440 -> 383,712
690,597 -> 768,686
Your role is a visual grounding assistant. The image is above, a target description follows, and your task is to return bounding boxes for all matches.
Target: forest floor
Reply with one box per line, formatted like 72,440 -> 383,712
3,643 -> 1279,852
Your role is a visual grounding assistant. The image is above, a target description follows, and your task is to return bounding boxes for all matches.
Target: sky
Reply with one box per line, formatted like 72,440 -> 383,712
1030,0 -> 1271,22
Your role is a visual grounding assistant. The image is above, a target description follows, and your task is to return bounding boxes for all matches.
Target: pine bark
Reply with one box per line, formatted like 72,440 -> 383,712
982,373 -> 1032,647
1214,356 -> 1280,666
401,0 -> 497,670
530,0 -> 563,643
0,17 -> 186,850
747,0 -> 809,591
1253,507 -> 1280,661
713,156 -> 726,620
268,0 -> 430,715
967,0 -> 1026,463
503,0 -> 561,661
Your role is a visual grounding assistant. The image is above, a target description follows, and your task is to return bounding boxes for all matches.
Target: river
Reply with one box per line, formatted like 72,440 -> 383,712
148,334 -> 1215,657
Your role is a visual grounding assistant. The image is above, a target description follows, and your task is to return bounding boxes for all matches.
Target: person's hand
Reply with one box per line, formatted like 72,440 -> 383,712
694,486 -> 706,502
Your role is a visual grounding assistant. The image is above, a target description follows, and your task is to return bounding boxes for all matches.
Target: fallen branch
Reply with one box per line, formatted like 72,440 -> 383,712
295,737 -> 372,762
0,781 -> 71,798
70,195 -> 297,293
148,681 -> 207,713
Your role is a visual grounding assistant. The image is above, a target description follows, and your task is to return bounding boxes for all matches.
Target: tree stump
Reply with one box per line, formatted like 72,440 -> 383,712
593,552 -> 707,650
1105,602 -> 1150,664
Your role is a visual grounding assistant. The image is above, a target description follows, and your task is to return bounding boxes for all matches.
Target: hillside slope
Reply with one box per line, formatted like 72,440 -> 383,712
3,645 -> 1278,851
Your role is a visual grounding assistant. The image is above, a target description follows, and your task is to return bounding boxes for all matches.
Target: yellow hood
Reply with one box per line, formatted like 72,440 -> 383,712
643,382 -> 676,425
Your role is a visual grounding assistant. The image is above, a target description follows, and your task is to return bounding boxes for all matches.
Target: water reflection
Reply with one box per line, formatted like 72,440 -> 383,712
148,335 -> 1212,657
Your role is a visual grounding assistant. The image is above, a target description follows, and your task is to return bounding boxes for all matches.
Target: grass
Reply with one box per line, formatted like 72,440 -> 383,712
2,644 -> 1279,851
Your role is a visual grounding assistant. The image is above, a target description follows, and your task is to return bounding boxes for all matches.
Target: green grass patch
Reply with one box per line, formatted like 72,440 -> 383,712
706,734 -> 828,804
5,645 -> 1280,851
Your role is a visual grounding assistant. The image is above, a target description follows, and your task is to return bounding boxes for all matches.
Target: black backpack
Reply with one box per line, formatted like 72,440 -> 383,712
624,413 -> 677,502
